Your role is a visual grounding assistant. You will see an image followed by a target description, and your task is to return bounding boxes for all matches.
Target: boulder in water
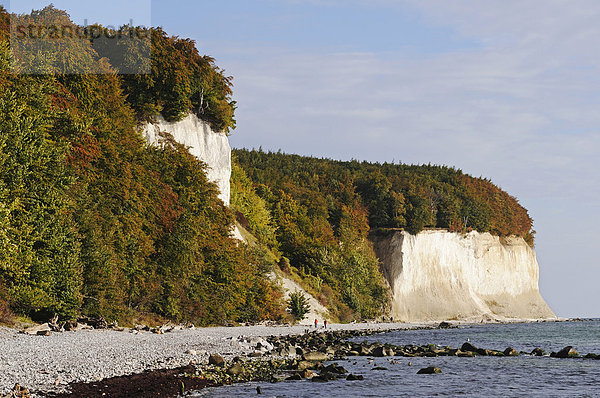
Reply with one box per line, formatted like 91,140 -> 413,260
359,345 -> 372,356
321,363 -> 347,374
551,346 -> 578,358
346,374 -> 364,381
417,366 -> 442,374
372,346 -> 394,357
503,347 -> 519,356
531,348 -> 546,356
461,342 -> 478,352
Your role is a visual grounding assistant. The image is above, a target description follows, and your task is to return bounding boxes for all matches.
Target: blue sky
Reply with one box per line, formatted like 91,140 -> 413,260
5,0 -> 600,317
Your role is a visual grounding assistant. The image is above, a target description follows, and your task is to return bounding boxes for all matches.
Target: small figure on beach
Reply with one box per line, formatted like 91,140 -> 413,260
314,319 -> 318,328
324,319 -> 327,329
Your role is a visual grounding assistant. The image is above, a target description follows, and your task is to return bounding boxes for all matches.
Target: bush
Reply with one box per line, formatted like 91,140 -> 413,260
230,159 -> 278,249
287,291 -> 311,321
524,230 -> 536,248
278,257 -> 291,274
0,286 -> 12,324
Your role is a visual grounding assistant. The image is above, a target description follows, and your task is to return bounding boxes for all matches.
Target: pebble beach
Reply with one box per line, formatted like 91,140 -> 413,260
0,322 -> 416,396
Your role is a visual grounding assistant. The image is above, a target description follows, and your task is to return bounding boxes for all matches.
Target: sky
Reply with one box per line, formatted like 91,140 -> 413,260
4,0 -> 600,317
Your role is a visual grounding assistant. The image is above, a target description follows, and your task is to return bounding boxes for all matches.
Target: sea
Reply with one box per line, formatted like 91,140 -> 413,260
193,320 -> 600,397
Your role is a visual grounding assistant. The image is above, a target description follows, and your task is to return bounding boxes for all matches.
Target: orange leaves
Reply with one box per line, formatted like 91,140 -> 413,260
67,134 -> 100,176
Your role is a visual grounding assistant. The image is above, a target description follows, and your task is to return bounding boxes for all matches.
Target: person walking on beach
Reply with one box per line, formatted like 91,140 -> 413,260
314,319 -> 318,328
324,320 -> 327,329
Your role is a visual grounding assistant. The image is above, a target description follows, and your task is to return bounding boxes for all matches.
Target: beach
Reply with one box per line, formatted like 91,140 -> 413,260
0,322 -> 419,397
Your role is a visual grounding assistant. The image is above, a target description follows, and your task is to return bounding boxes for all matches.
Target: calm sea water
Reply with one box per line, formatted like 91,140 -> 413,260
194,321 -> 600,397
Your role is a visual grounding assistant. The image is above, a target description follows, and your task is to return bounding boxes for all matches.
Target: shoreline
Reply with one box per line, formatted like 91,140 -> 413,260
0,322 -> 416,397
0,317 -> 568,397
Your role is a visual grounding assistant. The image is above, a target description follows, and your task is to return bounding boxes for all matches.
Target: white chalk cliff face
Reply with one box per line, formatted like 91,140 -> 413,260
371,230 -> 556,322
142,113 -> 232,205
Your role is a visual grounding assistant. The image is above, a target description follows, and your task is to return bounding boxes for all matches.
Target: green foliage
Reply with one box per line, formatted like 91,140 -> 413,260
95,27 -> 236,132
356,171 -> 405,227
0,45 -> 82,319
9,6 -> 112,75
0,6 -> 280,324
10,5 -> 236,131
230,158 -> 278,249
524,229 -> 536,248
0,285 -> 11,323
287,291 -> 311,321
0,5 -> 535,327
235,148 -> 534,320
235,149 -> 533,237
235,150 -> 391,320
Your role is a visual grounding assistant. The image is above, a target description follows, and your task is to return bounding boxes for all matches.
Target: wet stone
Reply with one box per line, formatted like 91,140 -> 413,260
208,354 -> 225,366
417,366 -> 442,374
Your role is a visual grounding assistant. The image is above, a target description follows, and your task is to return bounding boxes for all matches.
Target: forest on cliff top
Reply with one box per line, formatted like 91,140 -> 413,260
232,149 -> 533,321
0,6 -> 533,326
235,149 -> 533,238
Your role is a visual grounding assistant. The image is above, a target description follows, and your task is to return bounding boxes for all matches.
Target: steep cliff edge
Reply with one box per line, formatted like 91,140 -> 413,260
140,116 -> 553,323
371,230 -> 556,322
142,114 -> 232,205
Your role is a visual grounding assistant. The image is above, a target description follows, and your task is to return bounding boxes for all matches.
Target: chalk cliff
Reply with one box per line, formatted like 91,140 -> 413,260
142,114 -> 232,205
371,230 -> 556,322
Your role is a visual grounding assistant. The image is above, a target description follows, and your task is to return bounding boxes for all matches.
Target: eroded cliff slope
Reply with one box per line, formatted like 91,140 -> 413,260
142,113 -> 232,205
371,230 -> 556,322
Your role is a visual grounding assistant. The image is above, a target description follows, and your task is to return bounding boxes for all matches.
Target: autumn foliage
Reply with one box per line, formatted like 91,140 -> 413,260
235,149 -> 534,318
0,6 -> 279,324
236,149 -> 533,238
0,5 -> 534,325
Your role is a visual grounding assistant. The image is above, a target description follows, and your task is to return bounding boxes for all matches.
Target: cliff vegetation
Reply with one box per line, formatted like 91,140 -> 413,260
235,149 -> 533,238
233,148 -> 535,319
0,6 -> 278,325
0,5 -> 535,326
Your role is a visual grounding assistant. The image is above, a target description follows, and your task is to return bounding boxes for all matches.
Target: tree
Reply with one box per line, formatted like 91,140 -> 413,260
102,28 -> 236,132
287,291 -> 311,321
0,53 -> 83,319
